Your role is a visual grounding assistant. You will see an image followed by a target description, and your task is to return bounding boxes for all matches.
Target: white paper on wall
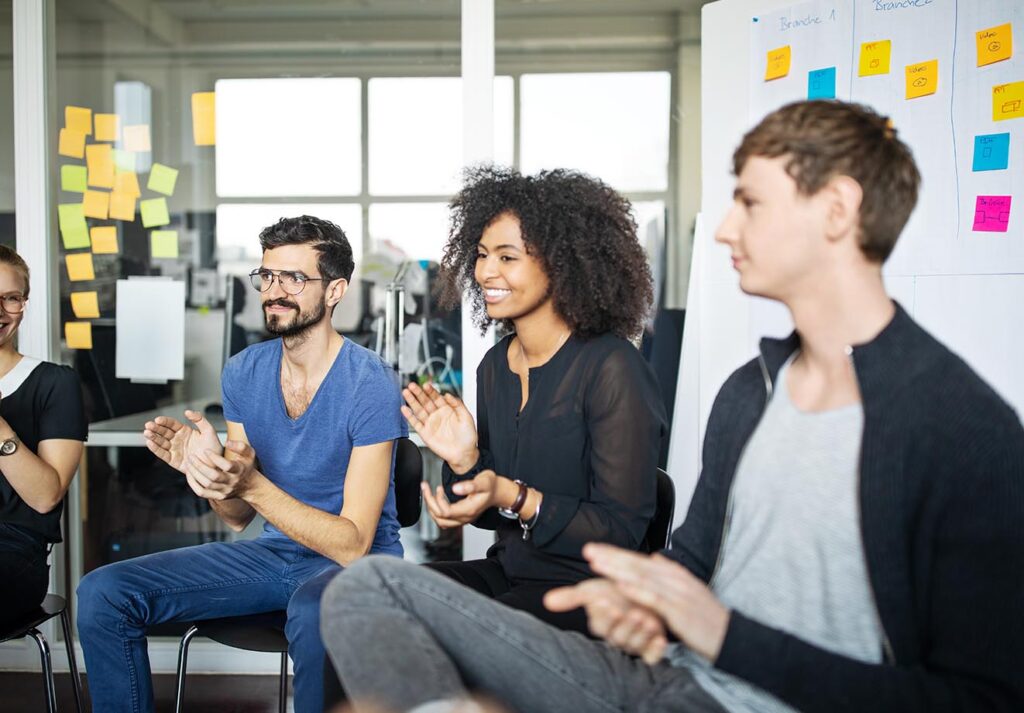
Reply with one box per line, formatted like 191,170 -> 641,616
116,278 -> 185,382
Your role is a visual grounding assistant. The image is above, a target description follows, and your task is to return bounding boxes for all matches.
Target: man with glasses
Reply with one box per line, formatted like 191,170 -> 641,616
77,216 -> 407,713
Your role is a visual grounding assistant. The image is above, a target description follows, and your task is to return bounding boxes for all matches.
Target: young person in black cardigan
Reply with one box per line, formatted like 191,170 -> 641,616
319,101 -> 1024,713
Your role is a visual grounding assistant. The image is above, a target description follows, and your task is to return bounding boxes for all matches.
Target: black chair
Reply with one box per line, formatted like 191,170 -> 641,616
642,468 -> 676,552
174,437 -> 423,713
0,594 -> 84,713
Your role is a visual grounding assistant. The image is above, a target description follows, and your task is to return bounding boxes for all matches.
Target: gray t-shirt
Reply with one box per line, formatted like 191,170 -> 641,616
671,356 -> 882,712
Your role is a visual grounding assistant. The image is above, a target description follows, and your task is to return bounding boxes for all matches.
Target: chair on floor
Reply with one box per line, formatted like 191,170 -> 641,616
0,594 -> 84,713
642,468 -> 676,552
174,436 -> 423,713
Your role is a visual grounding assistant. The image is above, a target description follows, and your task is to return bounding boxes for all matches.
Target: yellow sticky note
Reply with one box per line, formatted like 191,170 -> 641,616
977,23 -> 1013,67
192,92 -> 216,146
65,322 -> 93,350
58,129 -> 86,159
91,226 -> 119,254
61,165 -> 88,193
65,106 -> 92,135
151,230 -> 179,259
94,113 -> 121,142
86,144 -> 115,188
70,291 -> 100,319
140,198 -> 170,228
109,191 -> 137,222
65,253 -> 95,281
147,163 -> 179,196
993,81 -> 1024,121
113,170 -> 141,197
859,40 -> 892,77
113,149 -> 136,172
82,190 -> 110,220
123,124 -> 151,152
765,45 -> 791,81
905,59 -> 938,99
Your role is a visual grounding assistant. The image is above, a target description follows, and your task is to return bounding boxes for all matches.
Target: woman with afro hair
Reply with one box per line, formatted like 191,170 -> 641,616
401,165 -> 668,634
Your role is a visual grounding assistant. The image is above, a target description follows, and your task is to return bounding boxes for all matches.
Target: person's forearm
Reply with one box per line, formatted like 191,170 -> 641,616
0,425 -> 65,514
209,497 -> 257,531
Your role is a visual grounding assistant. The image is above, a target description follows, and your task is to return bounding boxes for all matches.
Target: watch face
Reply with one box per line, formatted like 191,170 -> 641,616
0,439 -> 16,455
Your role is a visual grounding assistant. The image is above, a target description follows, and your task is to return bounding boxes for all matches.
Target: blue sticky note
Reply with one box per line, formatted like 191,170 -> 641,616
808,67 -> 837,100
972,133 -> 1010,172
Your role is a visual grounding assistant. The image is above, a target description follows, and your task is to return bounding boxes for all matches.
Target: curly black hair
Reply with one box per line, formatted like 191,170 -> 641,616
438,165 -> 654,339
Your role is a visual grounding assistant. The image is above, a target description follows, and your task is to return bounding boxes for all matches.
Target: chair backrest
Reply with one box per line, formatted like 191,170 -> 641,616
642,468 -> 676,553
394,437 -> 423,528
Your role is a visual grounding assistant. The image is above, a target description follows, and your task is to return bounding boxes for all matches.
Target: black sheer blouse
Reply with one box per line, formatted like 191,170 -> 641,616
443,332 -> 668,585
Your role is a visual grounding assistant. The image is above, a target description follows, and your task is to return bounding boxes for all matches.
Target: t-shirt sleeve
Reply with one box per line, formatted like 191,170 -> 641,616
220,353 -> 245,423
38,366 -> 88,442
349,360 -> 408,447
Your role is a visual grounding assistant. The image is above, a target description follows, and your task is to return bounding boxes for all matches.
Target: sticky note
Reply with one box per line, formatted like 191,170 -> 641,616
65,322 -> 93,350
973,195 -> 1012,233
65,106 -> 92,135
58,203 -> 87,233
91,226 -> 119,254
140,197 -> 170,228
113,170 -> 140,197
973,133 -> 1010,171
113,149 -> 136,172
977,23 -> 1012,67
905,59 -> 938,99
65,253 -> 95,281
85,144 -> 115,188
82,190 -> 110,220
151,230 -> 179,259
61,165 -> 88,193
58,129 -> 86,159
147,163 -> 179,196
993,81 -> 1024,121
192,92 -> 215,146
94,113 -> 120,142
108,191 -> 137,221
123,124 -> 151,152
807,67 -> 837,99
70,292 -> 100,319
61,225 -> 91,251
765,45 -> 791,81
858,40 -> 891,76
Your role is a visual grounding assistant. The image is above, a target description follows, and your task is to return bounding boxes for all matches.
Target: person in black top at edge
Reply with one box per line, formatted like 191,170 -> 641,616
0,245 -> 87,626
400,165 -> 668,634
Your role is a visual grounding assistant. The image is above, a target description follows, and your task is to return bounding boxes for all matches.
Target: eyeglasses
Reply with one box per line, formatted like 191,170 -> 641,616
248,269 -> 326,296
0,293 -> 26,314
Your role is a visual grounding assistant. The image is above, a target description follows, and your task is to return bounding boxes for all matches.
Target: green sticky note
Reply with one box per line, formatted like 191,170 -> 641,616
61,165 -> 88,193
140,197 -> 170,228
61,224 -> 91,250
113,149 -> 136,172
147,163 -> 179,196
58,203 -> 87,232
150,230 -> 179,259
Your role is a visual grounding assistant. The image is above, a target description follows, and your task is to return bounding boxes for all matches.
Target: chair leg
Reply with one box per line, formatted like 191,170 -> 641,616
59,608 -> 85,713
27,628 -> 57,713
175,626 -> 199,713
278,651 -> 288,713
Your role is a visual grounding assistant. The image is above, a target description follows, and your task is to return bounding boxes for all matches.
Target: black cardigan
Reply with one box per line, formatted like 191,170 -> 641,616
667,303 -> 1024,712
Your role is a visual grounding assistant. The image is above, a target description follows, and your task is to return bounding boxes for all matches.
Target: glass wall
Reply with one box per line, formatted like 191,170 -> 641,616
0,7 -> 12,250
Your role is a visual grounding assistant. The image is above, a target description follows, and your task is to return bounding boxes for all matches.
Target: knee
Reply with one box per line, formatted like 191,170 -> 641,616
287,569 -> 337,627
321,556 -> 412,615
77,564 -> 130,630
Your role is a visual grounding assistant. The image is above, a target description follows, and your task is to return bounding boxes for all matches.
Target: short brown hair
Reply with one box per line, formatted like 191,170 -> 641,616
733,100 -> 920,263
0,245 -> 30,298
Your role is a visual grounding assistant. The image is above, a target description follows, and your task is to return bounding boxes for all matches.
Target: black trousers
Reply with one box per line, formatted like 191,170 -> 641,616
0,523 -> 49,628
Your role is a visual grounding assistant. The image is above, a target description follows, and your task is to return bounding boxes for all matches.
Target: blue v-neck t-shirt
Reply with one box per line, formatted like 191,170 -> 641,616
221,338 -> 407,555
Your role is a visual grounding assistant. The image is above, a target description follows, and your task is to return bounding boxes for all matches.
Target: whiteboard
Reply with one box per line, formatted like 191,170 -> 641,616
670,0 -> 1024,521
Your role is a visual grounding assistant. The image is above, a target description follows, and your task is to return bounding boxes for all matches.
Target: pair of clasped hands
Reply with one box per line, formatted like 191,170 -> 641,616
401,382 -> 731,665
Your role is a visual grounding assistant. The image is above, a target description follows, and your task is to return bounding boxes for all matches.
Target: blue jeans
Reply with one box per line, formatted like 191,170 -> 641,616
77,537 -> 342,713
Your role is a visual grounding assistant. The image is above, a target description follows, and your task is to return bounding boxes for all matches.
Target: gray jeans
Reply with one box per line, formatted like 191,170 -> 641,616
320,556 -> 727,713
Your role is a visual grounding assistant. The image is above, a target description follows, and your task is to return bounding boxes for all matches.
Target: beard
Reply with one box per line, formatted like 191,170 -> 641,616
264,297 -> 327,338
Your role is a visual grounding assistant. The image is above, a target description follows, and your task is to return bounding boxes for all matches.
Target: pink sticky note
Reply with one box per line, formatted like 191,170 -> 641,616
972,195 -> 1012,232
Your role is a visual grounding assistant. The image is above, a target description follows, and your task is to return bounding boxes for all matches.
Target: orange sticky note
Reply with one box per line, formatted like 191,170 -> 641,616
977,23 -> 1013,67
65,106 -> 92,135
192,92 -> 216,146
94,113 -> 121,142
113,170 -> 141,197
65,322 -> 93,350
82,190 -> 110,220
90,226 -> 119,254
58,129 -> 86,159
905,59 -> 938,99
70,291 -> 100,319
65,253 -> 95,281
993,81 -> 1024,122
108,191 -> 137,222
86,144 -> 115,188
858,40 -> 892,77
123,124 -> 151,152
765,46 -> 791,81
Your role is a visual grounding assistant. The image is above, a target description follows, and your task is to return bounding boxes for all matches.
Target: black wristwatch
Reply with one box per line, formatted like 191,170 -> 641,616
0,437 -> 19,456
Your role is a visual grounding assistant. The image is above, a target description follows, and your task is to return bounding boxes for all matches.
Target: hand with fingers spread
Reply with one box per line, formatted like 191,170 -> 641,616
185,440 -> 260,501
401,382 -> 479,473
143,410 -> 222,475
420,469 -> 516,528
